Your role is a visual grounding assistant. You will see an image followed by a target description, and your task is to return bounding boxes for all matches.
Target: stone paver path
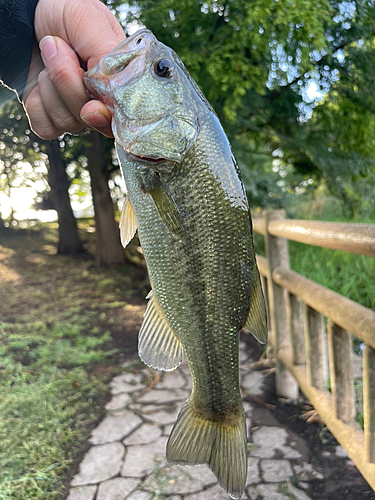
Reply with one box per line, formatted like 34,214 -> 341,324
66,342 -> 342,500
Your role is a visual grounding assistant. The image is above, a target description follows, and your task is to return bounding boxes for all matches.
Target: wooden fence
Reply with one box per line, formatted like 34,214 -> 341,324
252,210 -> 375,490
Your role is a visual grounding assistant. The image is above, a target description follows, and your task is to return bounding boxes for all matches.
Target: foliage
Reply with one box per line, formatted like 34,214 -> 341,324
2,0 -> 375,218
125,0 -> 332,118
0,97 -> 122,226
124,0 -> 375,214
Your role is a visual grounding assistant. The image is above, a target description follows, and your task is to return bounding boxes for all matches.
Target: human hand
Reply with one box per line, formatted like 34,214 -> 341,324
23,0 -> 126,139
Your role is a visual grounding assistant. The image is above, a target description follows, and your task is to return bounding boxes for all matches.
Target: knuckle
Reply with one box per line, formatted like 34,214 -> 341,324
31,123 -> 59,140
26,100 -> 61,140
36,72 -> 82,133
30,118 -> 59,139
38,68 -> 50,86
53,111 -> 82,133
48,66 -> 72,91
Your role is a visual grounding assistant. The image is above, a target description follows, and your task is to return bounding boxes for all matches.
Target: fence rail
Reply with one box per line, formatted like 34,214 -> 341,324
252,210 -> 375,491
253,218 -> 375,256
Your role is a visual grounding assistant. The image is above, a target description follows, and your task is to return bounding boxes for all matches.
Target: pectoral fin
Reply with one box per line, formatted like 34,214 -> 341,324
242,271 -> 268,344
139,291 -> 183,371
119,196 -> 138,248
149,178 -> 183,233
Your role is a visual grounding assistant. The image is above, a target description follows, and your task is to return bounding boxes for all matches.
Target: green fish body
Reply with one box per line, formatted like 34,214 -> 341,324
84,29 -> 267,499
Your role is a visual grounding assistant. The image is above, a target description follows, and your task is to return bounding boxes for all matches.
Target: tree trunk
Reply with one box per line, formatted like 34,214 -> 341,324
45,140 -> 85,255
86,132 -> 125,266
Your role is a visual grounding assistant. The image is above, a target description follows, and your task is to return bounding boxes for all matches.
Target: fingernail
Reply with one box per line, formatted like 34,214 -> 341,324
81,111 -> 110,128
39,36 -> 57,65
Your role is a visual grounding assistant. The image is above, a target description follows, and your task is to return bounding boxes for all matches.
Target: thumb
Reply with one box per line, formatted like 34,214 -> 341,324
35,0 -> 126,69
39,35 -> 113,137
39,35 -> 87,121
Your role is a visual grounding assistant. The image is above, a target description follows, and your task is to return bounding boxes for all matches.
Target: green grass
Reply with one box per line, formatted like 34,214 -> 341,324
0,322 -> 116,368
289,243 -> 375,312
254,228 -> 375,312
290,243 -> 374,361
0,359 -> 107,499
253,213 -> 374,429
0,317 -> 115,499
0,224 -> 147,499
254,232 -> 374,359
1,211 -> 373,496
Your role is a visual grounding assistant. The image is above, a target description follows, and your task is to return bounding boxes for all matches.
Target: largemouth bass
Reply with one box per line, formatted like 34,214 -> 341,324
84,29 -> 267,499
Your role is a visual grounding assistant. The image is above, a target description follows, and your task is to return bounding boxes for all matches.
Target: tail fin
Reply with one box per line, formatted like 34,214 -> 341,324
166,399 -> 247,499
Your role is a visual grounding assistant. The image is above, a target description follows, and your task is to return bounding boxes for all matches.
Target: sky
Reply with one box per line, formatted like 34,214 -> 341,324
0,185 -> 95,223
0,186 -> 57,222
0,161 -> 94,223
0,160 -> 56,222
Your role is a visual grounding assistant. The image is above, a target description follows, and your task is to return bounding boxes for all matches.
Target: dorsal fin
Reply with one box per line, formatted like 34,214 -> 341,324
119,196 -> 138,248
242,271 -> 268,344
139,291 -> 183,371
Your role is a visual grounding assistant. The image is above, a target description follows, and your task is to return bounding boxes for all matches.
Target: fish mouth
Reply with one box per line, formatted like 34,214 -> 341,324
83,72 -> 111,106
83,30 -> 155,105
83,54 -> 137,105
126,151 -> 167,165
84,87 -> 100,101
112,118 -> 172,166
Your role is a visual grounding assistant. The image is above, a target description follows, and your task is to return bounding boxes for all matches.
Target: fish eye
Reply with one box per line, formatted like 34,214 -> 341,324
154,59 -> 173,78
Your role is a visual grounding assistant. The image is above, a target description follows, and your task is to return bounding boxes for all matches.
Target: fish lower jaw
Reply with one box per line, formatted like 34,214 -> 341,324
123,149 -> 167,165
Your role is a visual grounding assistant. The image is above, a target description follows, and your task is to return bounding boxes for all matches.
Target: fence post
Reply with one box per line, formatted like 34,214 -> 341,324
287,294 -> 305,366
304,305 -> 328,391
327,320 -> 355,422
364,344 -> 375,463
264,210 -> 299,399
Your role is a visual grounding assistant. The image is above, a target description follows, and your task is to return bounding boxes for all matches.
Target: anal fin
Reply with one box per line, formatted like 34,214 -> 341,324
139,291 -> 183,371
242,271 -> 268,344
119,196 -> 138,248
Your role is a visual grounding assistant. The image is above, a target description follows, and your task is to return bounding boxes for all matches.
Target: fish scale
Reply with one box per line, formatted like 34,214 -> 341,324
84,28 -> 267,499
118,122 -> 250,456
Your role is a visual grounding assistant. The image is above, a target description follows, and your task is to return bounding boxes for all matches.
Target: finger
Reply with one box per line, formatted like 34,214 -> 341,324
39,35 -> 114,138
35,0 -> 126,69
22,42 -> 45,104
65,0 -> 126,69
39,35 -> 89,124
38,68 -> 84,134
24,86 -> 64,140
80,100 -> 114,138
